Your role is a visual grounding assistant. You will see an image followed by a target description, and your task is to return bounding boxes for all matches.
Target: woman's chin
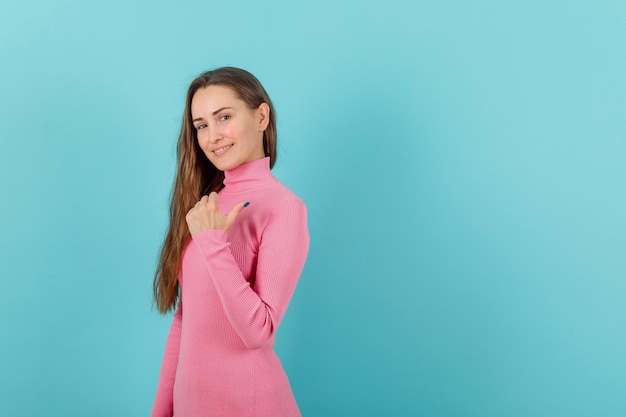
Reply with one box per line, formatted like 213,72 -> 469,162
209,158 -> 236,172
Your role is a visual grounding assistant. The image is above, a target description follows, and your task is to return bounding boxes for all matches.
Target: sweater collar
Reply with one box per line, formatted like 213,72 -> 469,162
222,157 -> 274,193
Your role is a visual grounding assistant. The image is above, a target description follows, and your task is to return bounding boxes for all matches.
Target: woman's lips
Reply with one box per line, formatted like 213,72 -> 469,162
213,144 -> 233,156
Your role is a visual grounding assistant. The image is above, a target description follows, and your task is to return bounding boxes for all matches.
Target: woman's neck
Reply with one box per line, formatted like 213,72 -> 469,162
222,157 -> 274,193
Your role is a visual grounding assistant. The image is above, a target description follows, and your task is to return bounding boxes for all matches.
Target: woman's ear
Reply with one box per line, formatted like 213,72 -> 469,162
257,102 -> 270,131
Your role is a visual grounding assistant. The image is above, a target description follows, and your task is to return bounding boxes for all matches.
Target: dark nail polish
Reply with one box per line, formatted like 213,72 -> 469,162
243,202 -> 250,208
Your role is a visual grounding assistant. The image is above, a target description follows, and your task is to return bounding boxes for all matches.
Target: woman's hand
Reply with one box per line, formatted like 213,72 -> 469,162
186,192 -> 248,235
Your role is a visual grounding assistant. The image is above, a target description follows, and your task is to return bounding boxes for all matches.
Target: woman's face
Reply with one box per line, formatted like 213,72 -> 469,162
191,85 -> 269,171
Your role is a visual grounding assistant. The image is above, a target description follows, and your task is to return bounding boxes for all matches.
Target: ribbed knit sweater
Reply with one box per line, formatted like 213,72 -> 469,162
151,157 -> 309,417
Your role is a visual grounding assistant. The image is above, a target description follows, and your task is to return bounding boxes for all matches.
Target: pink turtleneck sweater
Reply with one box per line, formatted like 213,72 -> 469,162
151,157 -> 309,417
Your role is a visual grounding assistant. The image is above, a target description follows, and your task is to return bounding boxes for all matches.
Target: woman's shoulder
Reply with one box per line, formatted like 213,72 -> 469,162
254,177 -> 306,208
244,181 -> 307,229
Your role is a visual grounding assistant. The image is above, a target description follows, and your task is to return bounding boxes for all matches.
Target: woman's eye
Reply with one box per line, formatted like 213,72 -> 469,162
197,123 -> 207,130
219,114 -> 231,122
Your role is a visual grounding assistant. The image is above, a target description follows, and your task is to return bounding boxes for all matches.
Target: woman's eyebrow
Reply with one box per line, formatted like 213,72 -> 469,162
211,106 -> 233,115
192,107 -> 234,122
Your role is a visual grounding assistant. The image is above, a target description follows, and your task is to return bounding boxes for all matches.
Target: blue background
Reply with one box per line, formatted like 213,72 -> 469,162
1,1 -> 625,416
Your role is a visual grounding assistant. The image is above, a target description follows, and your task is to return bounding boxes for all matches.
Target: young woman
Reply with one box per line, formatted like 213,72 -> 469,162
151,67 -> 309,417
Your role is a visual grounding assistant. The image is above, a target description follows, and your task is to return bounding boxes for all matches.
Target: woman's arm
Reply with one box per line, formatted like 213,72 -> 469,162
151,299 -> 182,417
191,197 -> 309,349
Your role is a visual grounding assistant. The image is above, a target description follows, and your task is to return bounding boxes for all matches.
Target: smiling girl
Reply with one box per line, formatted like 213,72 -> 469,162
151,67 -> 309,417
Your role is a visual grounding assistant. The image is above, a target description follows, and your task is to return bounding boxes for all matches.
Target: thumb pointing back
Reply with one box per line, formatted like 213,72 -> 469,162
224,201 -> 249,230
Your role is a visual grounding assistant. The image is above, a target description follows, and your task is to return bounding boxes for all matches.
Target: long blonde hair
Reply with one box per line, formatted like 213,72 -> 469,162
153,67 -> 277,313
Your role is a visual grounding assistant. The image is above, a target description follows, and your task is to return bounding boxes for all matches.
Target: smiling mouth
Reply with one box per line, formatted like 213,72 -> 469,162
213,144 -> 233,156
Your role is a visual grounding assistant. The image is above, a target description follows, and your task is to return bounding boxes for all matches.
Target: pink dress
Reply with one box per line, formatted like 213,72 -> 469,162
151,157 -> 309,417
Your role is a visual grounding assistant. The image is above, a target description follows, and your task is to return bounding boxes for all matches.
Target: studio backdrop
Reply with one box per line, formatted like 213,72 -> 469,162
1,1 -> 625,416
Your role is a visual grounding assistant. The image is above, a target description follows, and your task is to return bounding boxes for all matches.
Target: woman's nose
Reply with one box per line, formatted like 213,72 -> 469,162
208,126 -> 222,143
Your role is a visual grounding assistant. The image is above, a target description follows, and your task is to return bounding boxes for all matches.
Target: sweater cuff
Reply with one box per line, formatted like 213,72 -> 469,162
191,229 -> 229,253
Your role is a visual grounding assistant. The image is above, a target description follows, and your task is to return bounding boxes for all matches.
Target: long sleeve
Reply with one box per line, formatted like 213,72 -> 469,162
151,299 -> 182,417
191,197 -> 309,349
